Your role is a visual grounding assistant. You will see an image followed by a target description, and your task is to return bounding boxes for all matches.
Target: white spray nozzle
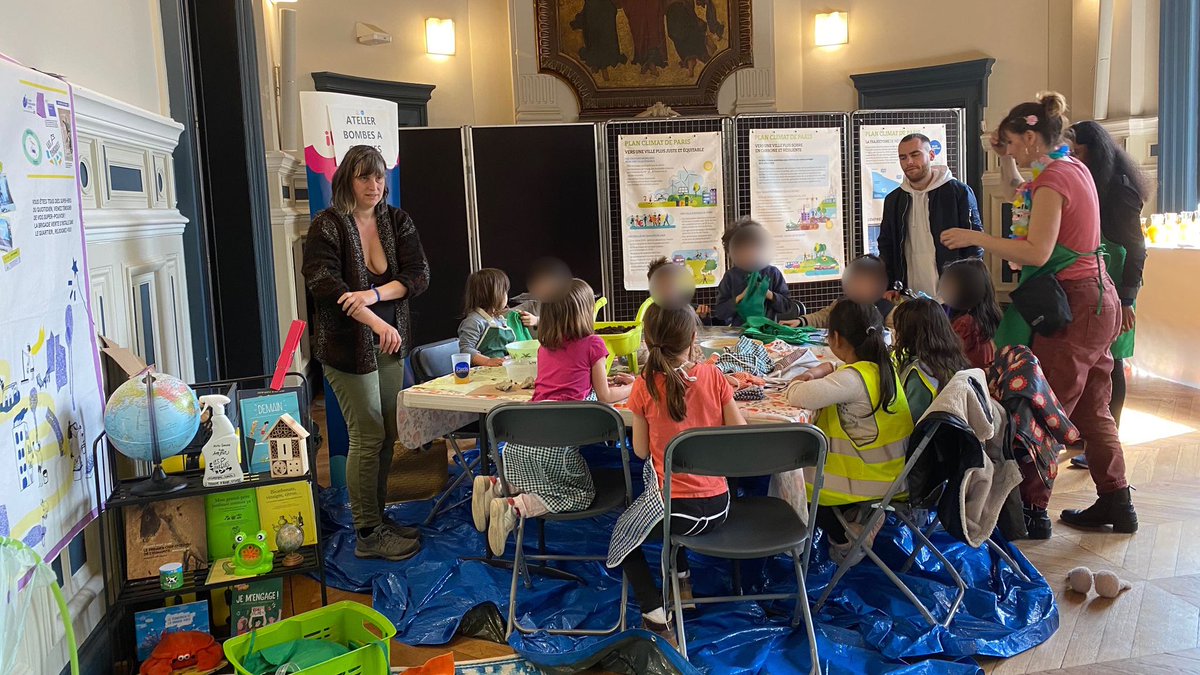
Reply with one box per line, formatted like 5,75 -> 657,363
198,394 -> 231,415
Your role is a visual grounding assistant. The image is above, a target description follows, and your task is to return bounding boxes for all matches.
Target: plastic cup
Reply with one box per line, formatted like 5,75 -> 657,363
452,353 -> 471,384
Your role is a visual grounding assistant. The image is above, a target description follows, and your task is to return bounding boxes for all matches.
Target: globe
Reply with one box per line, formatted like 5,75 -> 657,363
103,372 -> 201,464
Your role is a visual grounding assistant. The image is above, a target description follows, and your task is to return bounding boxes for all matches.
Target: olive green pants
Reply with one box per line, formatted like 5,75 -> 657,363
323,349 -> 405,530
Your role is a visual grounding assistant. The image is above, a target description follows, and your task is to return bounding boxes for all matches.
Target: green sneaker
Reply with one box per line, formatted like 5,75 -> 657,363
355,525 -> 420,561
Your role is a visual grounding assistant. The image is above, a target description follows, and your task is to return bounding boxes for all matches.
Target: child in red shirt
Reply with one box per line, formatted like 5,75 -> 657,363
609,302 -> 746,642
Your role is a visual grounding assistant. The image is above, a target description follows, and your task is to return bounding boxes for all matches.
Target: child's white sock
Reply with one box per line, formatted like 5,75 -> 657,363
676,570 -> 690,580
643,607 -> 668,625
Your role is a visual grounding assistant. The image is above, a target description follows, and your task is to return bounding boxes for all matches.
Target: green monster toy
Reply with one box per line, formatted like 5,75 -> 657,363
231,529 -> 275,576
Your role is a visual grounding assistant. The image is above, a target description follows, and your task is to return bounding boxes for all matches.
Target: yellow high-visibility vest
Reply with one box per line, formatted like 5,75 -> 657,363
811,361 -> 914,506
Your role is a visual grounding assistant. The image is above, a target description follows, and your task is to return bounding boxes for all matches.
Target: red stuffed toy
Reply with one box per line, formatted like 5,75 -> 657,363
140,631 -> 224,675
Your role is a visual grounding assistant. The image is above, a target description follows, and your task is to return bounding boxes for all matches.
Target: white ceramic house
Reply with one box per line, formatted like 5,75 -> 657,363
265,413 -> 309,478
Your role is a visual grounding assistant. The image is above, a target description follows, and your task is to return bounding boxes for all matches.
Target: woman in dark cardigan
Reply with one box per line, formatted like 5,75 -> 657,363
302,145 -> 430,561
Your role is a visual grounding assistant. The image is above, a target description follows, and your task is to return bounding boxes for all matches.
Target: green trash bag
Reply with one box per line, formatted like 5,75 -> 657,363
240,638 -> 351,675
742,316 -> 827,346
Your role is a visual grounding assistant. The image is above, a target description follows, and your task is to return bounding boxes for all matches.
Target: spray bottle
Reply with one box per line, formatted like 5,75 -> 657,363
199,394 -> 244,487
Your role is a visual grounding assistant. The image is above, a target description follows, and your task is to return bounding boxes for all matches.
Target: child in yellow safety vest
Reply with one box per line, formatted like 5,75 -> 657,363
891,298 -> 974,423
786,299 -> 915,564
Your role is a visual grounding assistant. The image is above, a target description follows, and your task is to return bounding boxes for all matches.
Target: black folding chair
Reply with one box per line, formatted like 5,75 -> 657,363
662,424 -> 826,671
409,338 -> 480,524
484,401 -> 633,639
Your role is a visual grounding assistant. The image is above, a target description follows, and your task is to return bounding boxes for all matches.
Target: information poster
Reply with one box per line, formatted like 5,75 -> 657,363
858,124 -> 947,255
618,132 -> 724,291
299,91 -> 400,218
748,127 -> 845,282
0,55 -> 104,560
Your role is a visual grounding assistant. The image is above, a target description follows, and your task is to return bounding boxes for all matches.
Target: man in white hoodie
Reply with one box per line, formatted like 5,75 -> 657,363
876,134 -> 983,297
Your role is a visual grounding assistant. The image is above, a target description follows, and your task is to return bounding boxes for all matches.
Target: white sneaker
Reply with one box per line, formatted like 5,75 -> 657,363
488,499 -> 517,556
471,476 -> 493,532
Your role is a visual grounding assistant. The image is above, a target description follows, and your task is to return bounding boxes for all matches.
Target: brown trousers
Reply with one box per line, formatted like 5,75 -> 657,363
1020,275 -> 1128,508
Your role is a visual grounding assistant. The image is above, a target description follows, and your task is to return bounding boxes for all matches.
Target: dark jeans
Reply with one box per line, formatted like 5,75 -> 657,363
1020,276 -> 1128,508
622,492 -> 729,613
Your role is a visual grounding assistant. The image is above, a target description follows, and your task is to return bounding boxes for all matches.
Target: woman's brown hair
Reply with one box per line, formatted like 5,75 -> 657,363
537,278 -> 595,350
892,298 -> 972,388
641,303 -> 700,422
463,268 -> 510,316
998,91 -> 1070,148
330,145 -> 388,215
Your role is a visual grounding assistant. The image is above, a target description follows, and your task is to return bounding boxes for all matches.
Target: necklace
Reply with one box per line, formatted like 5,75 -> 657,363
1010,145 -> 1069,240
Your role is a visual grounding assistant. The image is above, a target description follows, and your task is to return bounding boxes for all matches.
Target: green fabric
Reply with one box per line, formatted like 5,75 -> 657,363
736,270 -> 769,323
504,311 -> 533,343
994,244 -> 1093,348
477,323 -> 518,358
242,638 -> 351,674
1102,235 -> 1136,359
742,316 -> 827,346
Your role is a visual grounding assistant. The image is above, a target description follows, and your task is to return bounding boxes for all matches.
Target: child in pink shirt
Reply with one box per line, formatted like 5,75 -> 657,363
471,279 -> 633,555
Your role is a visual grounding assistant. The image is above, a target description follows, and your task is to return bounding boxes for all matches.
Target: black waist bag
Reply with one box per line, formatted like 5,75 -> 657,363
1009,274 -> 1073,336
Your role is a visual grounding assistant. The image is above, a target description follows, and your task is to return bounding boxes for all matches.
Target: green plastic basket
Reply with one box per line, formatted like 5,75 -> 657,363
223,601 -> 396,675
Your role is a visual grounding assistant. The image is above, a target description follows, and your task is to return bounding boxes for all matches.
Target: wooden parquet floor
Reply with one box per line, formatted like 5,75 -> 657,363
303,373 -> 1200,673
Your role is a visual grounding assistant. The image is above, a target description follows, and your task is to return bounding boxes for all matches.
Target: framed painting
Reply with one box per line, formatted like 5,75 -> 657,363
537,0 -> 753,118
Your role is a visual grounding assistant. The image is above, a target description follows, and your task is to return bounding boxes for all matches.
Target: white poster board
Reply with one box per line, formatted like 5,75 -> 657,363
617,132 -> 725,291
748,127 -> 845,282
0,55 -> 103,559
858,124 -> 947,255
299,91 -> 400,217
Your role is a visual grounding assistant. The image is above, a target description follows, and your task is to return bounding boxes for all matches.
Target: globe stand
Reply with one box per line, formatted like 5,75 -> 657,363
281,552 -> 304,568
129,370 -> 188,496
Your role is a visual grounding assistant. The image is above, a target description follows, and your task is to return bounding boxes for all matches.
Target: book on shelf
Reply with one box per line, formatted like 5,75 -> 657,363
133,600 -> 210,662
238,387 -> 302,474
256,483 -> 317,551
204,489 -> 261,562
123,497 -> 208,580
230,578 -> 284,636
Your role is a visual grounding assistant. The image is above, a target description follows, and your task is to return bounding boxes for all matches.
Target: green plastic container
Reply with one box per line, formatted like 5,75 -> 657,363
505,339 -> 540,360
223,601 -> 396,675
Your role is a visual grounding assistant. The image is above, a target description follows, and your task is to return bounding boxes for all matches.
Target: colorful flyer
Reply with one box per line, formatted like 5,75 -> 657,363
0,56 -> 105,561
748,127 -> 846,282
617,132 -> 725,291
857,124 -> 948,255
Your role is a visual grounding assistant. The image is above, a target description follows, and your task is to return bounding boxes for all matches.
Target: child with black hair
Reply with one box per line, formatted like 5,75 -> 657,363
782,254 -> 894,329
786,300 -> 914,564
704,219 -> 791,326
938,258 -> 1001,370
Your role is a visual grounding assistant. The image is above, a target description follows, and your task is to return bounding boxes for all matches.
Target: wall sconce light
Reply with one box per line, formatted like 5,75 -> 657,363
814,11 -> 849,47
425,18 -> 455,56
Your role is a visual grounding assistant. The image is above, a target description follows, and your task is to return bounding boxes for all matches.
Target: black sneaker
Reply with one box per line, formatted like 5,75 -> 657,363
1023,506 -> 1053,540
1060,487 -> 1138,533
355,525 -> 420,561
382,513 -> 422,540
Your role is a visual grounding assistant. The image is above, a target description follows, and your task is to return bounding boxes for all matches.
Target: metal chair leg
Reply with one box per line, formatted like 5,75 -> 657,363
505,516 -> 527,639
670,544 -> 689,660
895,509 -> 967,627
794,547 -> 822,675
862,546 -> 938,626
986,536 -> 1031,583
899,512 -> 940,574
424,436 -> 481,525
814,507 -> 887,612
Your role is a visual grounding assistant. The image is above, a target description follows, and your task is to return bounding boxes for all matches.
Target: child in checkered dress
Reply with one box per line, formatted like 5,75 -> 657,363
471,278 -> 634,555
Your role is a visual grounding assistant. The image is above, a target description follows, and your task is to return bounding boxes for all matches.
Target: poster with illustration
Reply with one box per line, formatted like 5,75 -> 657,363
0,55 -> 104,560
618,132 -> 725,291
858,124 -> 947,255
748,127 -> 846,282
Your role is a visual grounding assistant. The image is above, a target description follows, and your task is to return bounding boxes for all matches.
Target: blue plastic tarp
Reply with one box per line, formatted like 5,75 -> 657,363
319,447 -> 1056,673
